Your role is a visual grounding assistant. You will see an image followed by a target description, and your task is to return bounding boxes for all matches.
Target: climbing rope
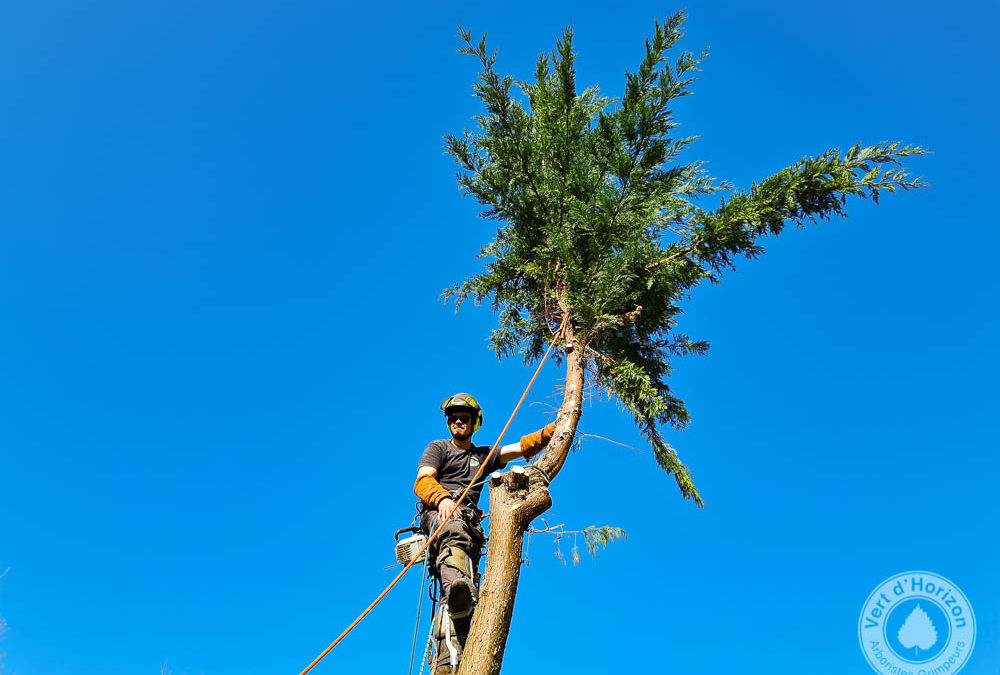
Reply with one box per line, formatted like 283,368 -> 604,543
407,565 -> 429,675
297,316 -> 568,674
416,613 -> 435,675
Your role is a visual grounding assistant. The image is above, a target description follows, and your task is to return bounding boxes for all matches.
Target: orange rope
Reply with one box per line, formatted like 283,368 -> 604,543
298,317 -> 568,674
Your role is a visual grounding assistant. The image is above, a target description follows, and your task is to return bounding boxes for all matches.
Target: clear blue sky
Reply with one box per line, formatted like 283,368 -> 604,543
1,1 -> 997,673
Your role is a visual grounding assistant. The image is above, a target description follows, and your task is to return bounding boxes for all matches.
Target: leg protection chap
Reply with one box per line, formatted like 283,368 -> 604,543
437,546 -> 473,579
437,546 -> 477,619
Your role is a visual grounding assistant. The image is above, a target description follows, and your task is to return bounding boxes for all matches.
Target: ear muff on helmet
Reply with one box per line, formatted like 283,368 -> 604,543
440,393 -> 483,433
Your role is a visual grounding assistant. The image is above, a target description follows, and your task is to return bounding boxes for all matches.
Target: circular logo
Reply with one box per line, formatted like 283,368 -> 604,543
859,571 -> 975,675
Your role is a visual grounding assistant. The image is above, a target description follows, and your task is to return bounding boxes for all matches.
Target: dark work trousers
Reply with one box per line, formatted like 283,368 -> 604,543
419,505 -> 486,604
420,505 -> 485,673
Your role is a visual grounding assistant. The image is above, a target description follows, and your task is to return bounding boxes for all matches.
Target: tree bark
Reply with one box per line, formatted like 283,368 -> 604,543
459,326 -> 586,675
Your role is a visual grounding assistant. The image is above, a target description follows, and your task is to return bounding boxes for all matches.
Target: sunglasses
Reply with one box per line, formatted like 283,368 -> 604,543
448,414 -> 473,424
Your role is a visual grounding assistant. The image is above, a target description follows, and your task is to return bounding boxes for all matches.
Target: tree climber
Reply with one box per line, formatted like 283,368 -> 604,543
413,392 -> 556,674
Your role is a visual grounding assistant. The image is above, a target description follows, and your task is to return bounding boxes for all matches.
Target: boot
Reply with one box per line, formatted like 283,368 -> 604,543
447,577 -> 475,619
434,607 -> 465,674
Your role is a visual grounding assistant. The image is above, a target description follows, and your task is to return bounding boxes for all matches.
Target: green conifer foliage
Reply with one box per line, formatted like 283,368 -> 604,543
444,11 -> 925,507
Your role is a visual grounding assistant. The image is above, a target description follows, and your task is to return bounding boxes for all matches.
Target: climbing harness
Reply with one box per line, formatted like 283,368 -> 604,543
297,317 -> 568,675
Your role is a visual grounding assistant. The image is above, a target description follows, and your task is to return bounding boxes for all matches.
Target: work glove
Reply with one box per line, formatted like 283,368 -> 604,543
414,474 -> 451,507
519,422 -> 557,459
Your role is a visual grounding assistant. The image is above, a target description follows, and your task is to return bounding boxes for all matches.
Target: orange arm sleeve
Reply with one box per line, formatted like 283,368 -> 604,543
414,474 -> 451,507
520,422 -> 557,459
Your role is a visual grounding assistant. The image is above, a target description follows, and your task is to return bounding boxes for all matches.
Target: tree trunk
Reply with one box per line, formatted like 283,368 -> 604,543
458,327 -> 586,675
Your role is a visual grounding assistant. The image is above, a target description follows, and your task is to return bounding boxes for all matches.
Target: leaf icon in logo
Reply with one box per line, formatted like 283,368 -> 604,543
897,603 -> 938,655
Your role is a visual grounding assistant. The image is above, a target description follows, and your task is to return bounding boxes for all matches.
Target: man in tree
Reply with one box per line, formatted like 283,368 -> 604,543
295,14 -> 926,675
413,393 -> 555,674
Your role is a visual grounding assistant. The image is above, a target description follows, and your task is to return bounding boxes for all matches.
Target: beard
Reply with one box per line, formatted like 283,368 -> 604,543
451,428 -> 473,442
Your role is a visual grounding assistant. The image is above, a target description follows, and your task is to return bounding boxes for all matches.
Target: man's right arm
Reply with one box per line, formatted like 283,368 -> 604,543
414,466 -> 458,521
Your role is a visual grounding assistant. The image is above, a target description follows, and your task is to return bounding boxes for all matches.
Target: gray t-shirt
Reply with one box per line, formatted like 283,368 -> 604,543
418,439 -> 507,509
